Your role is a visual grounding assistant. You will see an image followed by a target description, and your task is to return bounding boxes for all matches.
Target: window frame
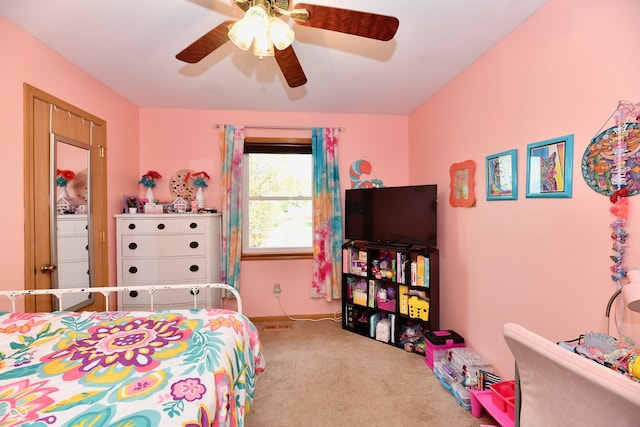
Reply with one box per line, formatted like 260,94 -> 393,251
241,137 -> 313,260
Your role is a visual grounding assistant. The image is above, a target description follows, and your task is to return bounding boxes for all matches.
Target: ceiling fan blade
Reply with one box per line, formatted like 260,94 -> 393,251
274,46 -> 307,88
176,20 -> 235,63
292,3 -> 399,41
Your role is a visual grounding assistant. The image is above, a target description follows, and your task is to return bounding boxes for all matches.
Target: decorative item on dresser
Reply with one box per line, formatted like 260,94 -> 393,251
115,213 -> 222,310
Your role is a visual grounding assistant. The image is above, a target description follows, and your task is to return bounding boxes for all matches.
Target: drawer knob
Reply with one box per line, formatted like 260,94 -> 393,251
128,266 -> 138,274
189,222 -> 197,229
128,242 -> 138,250
129,290 -> 138,298
189,265 -> 199,272
85,244 -> 89,251
189,241 -> 199,249
128,223 -> 136,230
157,223 -> 165,230
190,289 -> 200,296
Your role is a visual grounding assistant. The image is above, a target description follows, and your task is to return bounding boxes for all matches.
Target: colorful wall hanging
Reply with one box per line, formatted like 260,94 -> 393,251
486,149 -> 518,201
581,100 -> 640,285
449,160 -> 476,207
349,158 -> 384,188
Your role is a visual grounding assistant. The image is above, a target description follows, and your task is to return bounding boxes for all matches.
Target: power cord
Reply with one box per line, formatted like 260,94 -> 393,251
277,295 -> 342,323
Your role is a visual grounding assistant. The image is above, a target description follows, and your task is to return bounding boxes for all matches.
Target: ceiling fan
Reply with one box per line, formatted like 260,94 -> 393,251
176,0 -> 399,88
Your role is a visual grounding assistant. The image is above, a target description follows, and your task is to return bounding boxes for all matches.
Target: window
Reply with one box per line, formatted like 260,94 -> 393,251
242,138 -> 313,258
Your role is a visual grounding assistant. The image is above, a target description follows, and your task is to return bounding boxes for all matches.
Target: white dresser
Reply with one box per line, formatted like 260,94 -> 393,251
57,214 -> 91,309
115,213 -> 222,310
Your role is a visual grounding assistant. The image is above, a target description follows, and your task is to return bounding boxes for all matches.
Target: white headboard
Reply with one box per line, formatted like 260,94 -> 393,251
0,283 -> 242,314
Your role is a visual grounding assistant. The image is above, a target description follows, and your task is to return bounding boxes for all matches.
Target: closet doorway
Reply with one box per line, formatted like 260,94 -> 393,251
23,84 -> 108,312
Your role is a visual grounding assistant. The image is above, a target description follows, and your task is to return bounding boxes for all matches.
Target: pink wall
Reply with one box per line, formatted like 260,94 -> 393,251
4,0 -> 639,377
409,0 -> 640,376
138,108 -> 408,317
0,17 -> 139,312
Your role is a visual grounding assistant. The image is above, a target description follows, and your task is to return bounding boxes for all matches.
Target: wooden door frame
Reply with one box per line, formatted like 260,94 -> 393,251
24,84 -> 109,312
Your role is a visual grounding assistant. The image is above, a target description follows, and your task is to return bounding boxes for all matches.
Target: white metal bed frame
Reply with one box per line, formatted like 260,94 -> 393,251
0,283 -> 241,314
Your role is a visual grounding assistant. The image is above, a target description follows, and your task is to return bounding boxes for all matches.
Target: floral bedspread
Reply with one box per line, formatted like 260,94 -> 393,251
0,308 -> 265,427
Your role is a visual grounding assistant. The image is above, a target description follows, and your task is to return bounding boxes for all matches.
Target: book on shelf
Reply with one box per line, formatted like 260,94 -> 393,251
396,253 -> 408,283
369,312 -> 381,338
398,285 -> 409,315
389,313 -> 396,343
411,254 -> 430,287
368,280 -> 379,308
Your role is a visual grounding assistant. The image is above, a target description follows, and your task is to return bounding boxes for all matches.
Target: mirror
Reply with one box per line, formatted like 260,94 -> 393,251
51,134 -> 93,310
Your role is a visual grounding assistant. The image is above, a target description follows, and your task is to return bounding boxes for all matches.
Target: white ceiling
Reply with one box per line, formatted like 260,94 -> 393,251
1,0 -> 548,114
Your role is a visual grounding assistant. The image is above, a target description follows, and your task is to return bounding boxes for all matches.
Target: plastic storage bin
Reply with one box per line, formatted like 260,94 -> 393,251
433,361 -> 471,410
490,380 -> 515,417
452,382 -> 471,410
424,330 -> 465,370
448,347 -> 493,387
376,296 -> 396,312
408,296 -> 429,320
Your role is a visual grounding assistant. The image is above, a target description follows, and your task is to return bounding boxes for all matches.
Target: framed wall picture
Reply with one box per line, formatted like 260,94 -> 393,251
526,135 -> 574,198
449,160 -> 476,207
486,149 -> 518,201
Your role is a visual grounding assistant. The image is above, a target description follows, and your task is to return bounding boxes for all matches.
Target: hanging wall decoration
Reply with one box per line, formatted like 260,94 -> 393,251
449,160 -> 476,207
486,149 -> 518,201
525,135 -> 574,198
581,100 -> 640,284
349,158 -> 384,188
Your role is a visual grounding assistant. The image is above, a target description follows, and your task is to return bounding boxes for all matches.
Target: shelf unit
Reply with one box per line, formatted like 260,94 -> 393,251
341,240 -> 439,355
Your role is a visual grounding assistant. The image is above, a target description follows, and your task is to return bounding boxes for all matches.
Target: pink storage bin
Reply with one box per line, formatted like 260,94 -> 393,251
506,397 -> 515,420
490,380 -> 515,412
424,330 -> 465,370
376,296 -> 396,312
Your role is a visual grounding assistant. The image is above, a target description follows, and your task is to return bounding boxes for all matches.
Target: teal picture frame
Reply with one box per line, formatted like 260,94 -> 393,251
526,134 -> 574,198
486,149 -> 518,201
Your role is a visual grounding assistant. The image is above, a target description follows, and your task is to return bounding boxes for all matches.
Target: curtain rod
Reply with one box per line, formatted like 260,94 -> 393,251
214,124 -> 344,131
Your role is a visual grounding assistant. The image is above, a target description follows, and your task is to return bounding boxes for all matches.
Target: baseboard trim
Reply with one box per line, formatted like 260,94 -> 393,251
249,313 -> 340,323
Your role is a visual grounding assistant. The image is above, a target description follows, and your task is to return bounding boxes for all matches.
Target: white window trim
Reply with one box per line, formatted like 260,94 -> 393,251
241,152 -> 313,256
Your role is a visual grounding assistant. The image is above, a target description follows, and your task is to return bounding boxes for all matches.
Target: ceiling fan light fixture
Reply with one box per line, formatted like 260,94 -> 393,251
288,8 -> 309,23
253,34 -> 275,58
228,19 -> 254,50
229,5 -> 270,51
267,17 -> 294,50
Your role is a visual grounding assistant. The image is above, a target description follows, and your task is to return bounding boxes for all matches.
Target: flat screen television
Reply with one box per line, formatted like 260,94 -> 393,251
344,184 -> 437,247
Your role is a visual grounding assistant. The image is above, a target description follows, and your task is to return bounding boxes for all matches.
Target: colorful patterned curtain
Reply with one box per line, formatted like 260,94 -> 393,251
220,125 -> 245,294
310,128 -> 343,300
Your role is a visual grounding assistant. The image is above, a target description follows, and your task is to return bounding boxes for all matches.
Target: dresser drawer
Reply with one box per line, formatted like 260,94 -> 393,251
118,217 -> 209,234
120,234 -> 207,257
58,236 -> 89,261
57,260 -> 90,287
57,216 -> 88,235
120,257 -> 207,283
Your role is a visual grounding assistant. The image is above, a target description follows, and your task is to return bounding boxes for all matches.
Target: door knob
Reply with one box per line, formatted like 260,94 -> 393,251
40,264 -> 58,273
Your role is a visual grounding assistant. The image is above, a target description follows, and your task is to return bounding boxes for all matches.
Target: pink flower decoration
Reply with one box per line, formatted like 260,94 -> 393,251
171,378 -> 206,402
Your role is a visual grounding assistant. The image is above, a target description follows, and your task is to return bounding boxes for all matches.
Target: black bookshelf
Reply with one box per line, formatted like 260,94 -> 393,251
341,240 -> 439,356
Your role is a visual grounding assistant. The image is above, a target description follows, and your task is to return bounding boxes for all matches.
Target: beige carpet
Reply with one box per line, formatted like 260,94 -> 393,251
244,319 -> 497,427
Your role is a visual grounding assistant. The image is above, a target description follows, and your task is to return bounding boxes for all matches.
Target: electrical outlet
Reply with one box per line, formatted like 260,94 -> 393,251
273,283 -> 281,298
